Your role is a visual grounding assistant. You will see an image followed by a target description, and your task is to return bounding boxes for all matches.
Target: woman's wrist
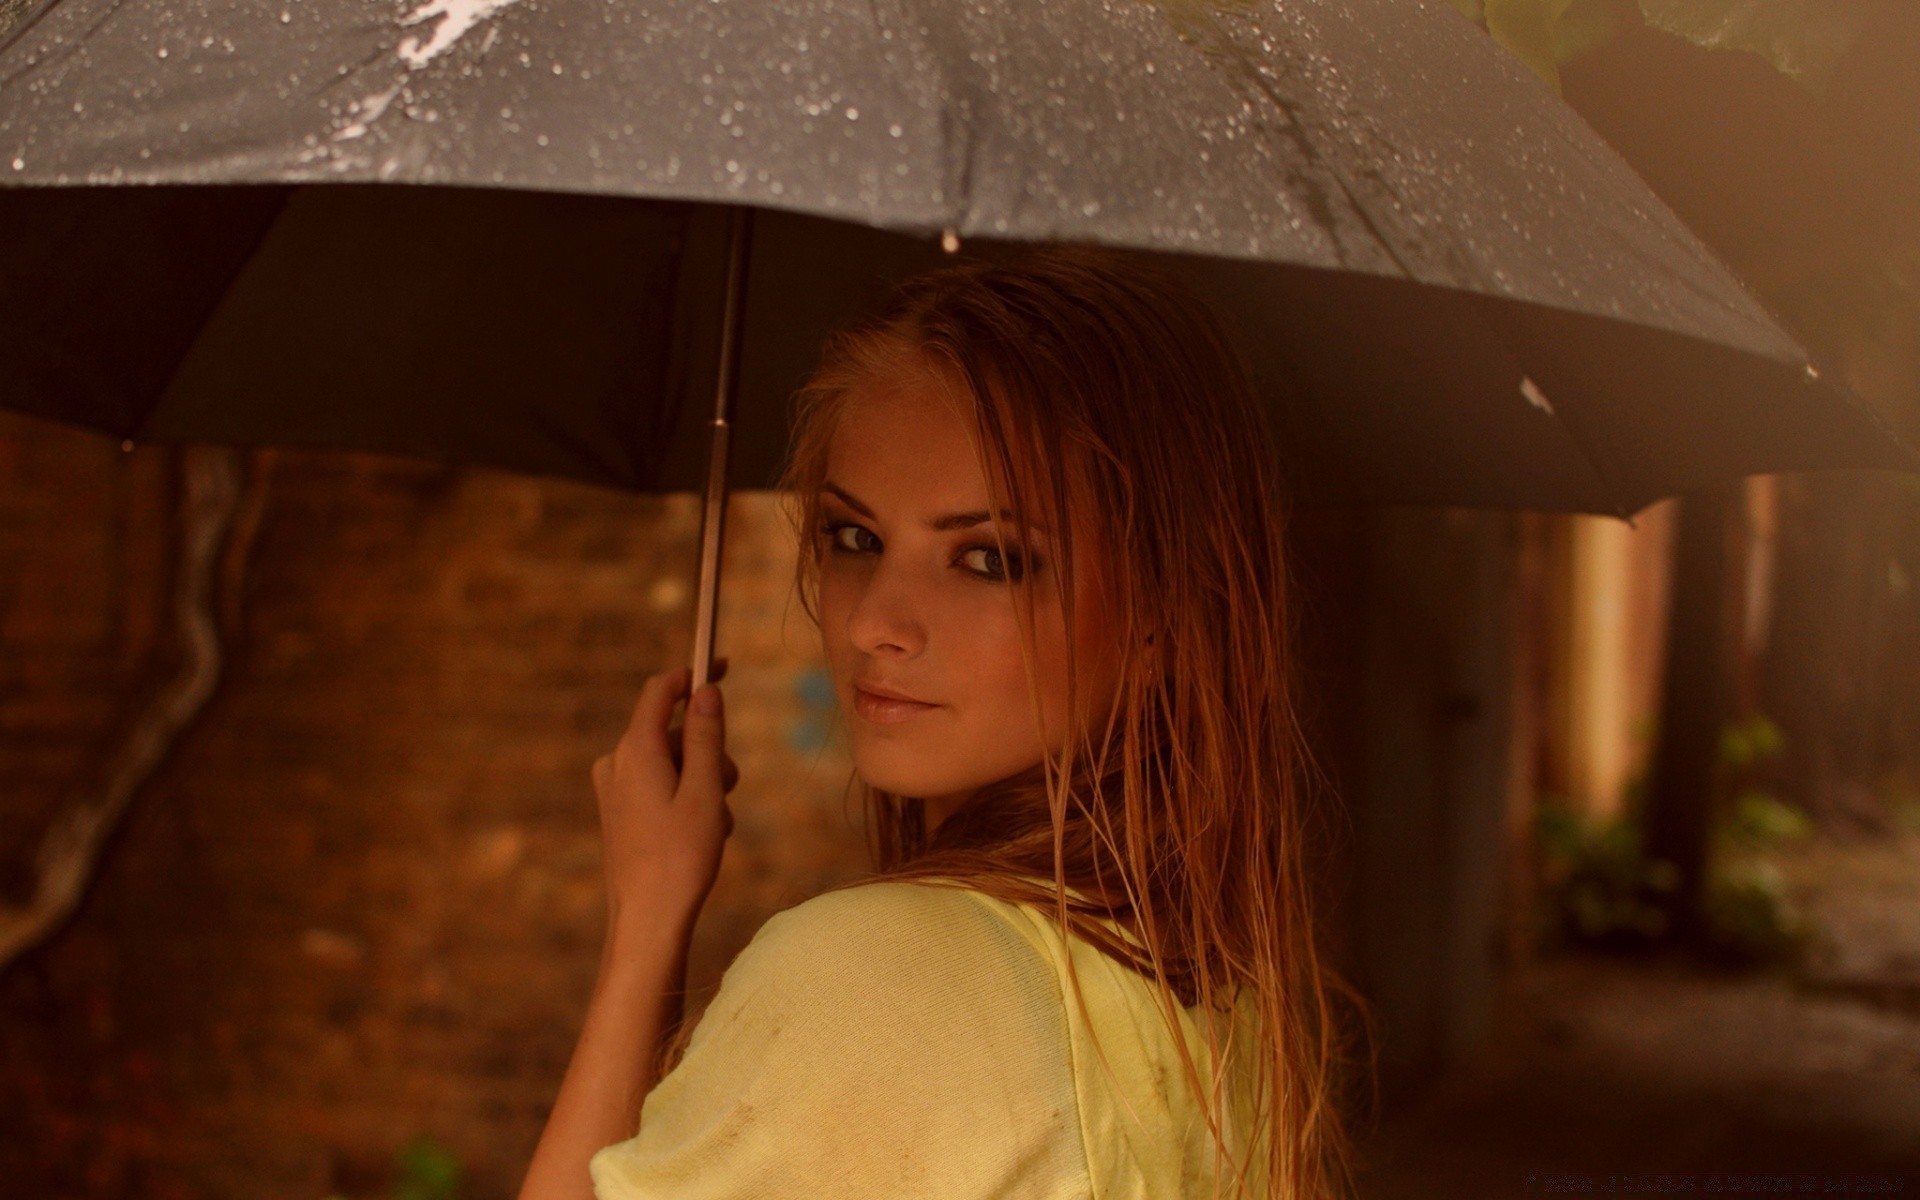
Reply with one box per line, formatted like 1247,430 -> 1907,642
604,887 -> 704,957
518,887 -> 702,1200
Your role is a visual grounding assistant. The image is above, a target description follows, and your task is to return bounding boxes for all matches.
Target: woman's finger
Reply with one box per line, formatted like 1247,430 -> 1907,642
618,658 -> 731,755
675,682 -> 727,804
621,666 -> 691,762
666,728 -> 740,792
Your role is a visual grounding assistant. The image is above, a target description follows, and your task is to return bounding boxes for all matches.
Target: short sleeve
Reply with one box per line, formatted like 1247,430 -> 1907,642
588,881 -> 1090,1200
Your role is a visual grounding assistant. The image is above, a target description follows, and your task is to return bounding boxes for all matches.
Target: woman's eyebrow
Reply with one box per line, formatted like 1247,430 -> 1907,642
821,482 -> 1049,534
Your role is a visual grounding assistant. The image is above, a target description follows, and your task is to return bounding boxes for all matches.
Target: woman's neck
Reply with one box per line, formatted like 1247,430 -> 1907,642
922,789 -> 976,836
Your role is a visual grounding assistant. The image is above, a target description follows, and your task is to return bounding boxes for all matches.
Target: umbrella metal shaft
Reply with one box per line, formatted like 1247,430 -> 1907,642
691,204 -> 754,692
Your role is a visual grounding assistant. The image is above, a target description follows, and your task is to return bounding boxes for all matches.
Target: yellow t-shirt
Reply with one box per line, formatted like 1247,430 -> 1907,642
589,878 -> 1270,1199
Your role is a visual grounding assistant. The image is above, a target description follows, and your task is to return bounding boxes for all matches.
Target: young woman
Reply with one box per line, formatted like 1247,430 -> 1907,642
518,248 -> 1368,1200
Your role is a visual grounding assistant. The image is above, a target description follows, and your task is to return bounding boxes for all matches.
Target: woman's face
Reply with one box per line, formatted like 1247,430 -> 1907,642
814,354 -> 1119,826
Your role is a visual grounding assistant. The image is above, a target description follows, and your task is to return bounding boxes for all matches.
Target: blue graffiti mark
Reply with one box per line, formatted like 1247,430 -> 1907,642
787,713 -> 833,754
794,665 -> 836,711
786,666 -> 840,753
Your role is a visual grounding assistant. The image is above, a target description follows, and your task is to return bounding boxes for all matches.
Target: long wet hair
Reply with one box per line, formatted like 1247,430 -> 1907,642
771,247 -> 1370,1200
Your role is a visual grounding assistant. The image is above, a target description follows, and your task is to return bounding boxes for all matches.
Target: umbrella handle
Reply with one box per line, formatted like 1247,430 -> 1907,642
690,205 -> 754,692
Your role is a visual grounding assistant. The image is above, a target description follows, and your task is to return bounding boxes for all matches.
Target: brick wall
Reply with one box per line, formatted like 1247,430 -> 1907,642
0,410 -> 867,1198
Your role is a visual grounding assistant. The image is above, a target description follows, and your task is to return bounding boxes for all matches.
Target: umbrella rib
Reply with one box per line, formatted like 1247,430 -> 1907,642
1464,293 -> 1639,526
1,0 -> 113,88
1188,7 -> 1451,287
135,187 -> 297,441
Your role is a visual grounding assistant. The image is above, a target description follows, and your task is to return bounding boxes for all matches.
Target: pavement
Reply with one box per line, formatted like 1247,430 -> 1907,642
1354,830 -> 1920,1200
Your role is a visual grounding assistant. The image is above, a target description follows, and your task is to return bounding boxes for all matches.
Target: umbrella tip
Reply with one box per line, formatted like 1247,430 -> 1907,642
940,227 -> 961,255
1518,376 -> 1554,416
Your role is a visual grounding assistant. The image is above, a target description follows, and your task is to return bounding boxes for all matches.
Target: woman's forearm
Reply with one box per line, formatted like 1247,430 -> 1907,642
518,901 -> 700,1200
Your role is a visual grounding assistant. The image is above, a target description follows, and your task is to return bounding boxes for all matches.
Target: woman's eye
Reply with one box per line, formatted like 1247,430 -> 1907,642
821,521 -> 877,555
821,519 -> 1029,583
960,544 -> 1026,582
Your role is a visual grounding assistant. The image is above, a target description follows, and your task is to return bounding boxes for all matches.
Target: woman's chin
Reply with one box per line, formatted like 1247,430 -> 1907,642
851,753 -> 968,803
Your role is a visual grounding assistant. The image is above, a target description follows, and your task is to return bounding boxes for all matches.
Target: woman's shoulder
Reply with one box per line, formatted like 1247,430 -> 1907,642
737,877 -> 1049,990
595,878 -> 1092,1199
682,878 -> 1075,1094
759,874 -> 1007,932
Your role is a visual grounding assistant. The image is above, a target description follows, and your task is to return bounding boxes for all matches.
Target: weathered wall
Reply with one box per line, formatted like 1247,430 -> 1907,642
4,409 -> 1514,1198
0,411 -> 866,1198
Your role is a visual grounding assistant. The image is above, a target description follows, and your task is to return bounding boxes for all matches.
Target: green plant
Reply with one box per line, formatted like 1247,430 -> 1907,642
1535,798 -> 1680,950
1534,710 -> 1816,961
1717,788 -> 1812,849
393,1136 -> 462,1200
1700,856 -> 1806,965
1701,712 -> 1811,963
1717,710 -> 1786,774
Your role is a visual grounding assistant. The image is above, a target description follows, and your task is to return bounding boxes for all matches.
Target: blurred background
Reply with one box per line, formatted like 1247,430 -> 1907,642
3,1 -> 1919,1196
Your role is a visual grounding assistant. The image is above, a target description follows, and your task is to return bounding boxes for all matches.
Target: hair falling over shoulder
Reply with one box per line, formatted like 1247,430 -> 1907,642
773,246 -> 1377,1200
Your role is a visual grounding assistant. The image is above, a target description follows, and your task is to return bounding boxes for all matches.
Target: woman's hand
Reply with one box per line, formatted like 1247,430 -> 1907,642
592,659 -> 739,930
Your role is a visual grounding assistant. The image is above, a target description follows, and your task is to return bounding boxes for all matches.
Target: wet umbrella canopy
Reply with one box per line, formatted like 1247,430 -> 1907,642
1,0 -> 1915,517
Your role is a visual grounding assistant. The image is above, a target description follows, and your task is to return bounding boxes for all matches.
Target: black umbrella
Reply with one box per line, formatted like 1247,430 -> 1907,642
4,0 -> 1917,684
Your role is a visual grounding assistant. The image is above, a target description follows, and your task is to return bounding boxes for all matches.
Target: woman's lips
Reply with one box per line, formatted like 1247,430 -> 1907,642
853,686 -> 940,724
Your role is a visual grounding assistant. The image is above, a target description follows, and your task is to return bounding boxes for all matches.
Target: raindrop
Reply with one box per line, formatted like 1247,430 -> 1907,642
279,10 -> 290,23
156,46 -> 168,58
8,156 -> 21,171
536,133 -> 549,146
845,105 -> 858,120
888,123 -> 902,138
941,228 -> 960,253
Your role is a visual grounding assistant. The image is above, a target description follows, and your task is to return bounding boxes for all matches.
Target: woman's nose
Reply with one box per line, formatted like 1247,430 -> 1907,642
843,563 -> 927,657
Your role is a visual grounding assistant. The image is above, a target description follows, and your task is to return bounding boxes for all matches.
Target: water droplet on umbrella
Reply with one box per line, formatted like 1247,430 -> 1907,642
845,105 -> 858,120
